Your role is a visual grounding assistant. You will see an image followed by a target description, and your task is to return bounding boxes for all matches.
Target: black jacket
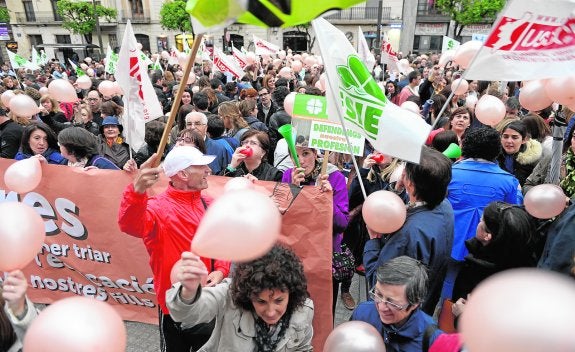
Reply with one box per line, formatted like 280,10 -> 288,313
257,101 -> 277,125
0,119 -> 24,159
219,161 -> 282,182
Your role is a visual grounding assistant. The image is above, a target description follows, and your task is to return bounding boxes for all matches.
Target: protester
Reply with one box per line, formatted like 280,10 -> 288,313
1,270 -> 38,352
97,115 -> 131,169
57,126 -> 119,169
72,102 -> 99,136
15,122 -> 66,165
256,87 -> 277,125
169,104 -> 194,147
238,99 -> 268,132
351,256 -> 443,352
447,107 -> 472,145
0,106 -> 23,158
364,146 -> 454,315
219,101 -> 249,142
166,245 -> 314,351
185,111 -> 231,174
220,130 -> 282,181
85,90 -> 103,125
38,95 -> 69,134
133,120 -> 167,167
174,128 -> 206,153
497,120 -> 543,186
118,147 -> 231,352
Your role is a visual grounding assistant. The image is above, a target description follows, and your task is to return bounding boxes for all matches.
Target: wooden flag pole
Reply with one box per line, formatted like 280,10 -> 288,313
153,33 -> 204,167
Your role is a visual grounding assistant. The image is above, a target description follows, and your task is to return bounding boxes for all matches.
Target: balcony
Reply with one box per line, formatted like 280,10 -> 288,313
119,9 -> 150,24
14,11 -> 61,24
416,3 -> 450,21
323,6 -> 392,23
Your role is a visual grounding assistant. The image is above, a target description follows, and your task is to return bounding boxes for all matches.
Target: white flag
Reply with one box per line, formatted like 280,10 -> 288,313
168,47 -> 180,66
231,42 -> 248,69
213,47 -> 245,78
253,35 -> 279,55
105,44 -> 119,74
138,50 -> 154,67
182,33 -> 191,54
312,17 -> 430,163
441,36 -> 460,53
357,27 -> 376,71
31,46 -> 44,67
7,50 -> 40,70
380,35 -> 400,73
151,55 -> 164,74
116,21 -> 163,151
464,0 -> 575,81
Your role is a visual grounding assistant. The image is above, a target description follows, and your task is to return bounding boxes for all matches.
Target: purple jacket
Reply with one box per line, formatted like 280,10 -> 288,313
282,164 -> 349,251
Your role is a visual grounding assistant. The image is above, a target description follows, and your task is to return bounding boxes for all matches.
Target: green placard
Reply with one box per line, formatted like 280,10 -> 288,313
293,94 -> 328,120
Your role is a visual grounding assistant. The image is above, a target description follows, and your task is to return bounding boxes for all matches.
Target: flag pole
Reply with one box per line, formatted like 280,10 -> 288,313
153,33 -> 203,168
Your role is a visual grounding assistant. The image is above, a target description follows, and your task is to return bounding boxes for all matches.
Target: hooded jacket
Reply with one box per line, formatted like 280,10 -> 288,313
498,139 -> 543,186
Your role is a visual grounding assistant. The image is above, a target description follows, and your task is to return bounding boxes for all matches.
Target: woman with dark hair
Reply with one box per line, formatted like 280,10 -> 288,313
133,120 -> 167,167
220,129 -> 282,181
166,245 -> 314,351
447,106 -> 472,145
238,99 -> 268,132
174,128 -> 207,153
100,100 -> 123,120
497,120 -> 543,186
15,123 -> 67,164
1,270 -> 38,352
58,127 -> 119,169
97,116 -> 131,169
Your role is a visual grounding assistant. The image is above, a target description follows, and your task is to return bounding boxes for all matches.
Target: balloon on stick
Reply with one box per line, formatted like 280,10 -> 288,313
324,321 -> 386,352
4,157 -> 42,194
524,184 -> 567,219
192,190 -> 281,262
362,191 -> 407,234
23,296 -> 127,352
0,202 -> 46,271
461,269 -> 575,352
474,95 -> 506,126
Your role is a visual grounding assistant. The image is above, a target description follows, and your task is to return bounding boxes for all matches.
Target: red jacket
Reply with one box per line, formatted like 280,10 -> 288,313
118,183 -> 231,314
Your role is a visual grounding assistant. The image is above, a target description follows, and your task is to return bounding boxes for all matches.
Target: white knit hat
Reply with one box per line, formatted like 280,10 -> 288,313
162,146 -> 215,177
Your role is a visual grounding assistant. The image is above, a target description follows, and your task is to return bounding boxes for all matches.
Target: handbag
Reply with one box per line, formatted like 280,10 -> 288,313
332,243 -> 355,282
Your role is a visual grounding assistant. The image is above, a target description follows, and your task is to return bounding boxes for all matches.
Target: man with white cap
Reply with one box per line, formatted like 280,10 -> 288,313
118,146 -> 231,352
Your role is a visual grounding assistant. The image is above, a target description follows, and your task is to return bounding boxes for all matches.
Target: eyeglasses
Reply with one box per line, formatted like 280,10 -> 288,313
176,136 -> 194,144
186,121 -> 206,127
368,287 -> 410,311
241,139 -> 261,148
259,92 -> 269,97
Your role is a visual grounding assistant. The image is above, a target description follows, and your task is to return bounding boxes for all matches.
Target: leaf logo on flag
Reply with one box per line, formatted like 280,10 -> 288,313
336,55 -> 387,139
14,54 -> 27,66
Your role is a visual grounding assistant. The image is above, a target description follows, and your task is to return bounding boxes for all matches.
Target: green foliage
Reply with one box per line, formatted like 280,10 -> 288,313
436,0 -> 506,38
160,0 -> 193,33
56,0 -> 117,36
0,7 -> 9,23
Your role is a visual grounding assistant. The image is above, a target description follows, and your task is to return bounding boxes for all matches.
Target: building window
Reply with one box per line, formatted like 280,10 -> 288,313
29,34 -> 43,46
135,34 -> 150,53
413,35 -> 442,54
23,0 -> 35,22
283,31 -> 307,53
108,34 -> 118,49
51,0 -> 62,21
128,0 -> 143,15
229,34 -> 244,51
417,0 -> 441,16
56,35 -> 71,44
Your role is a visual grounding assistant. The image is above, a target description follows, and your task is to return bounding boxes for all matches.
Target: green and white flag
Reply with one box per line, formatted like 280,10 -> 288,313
105,44 -> 119,74
182,33 -> 192,54
68,58 -> 86,77
312,17 -> 430,163
7,50 -> 40,70
31,46 -> 46,67
442,36 -> 460,53
151,55 -> 163,74
139,50 -> 154,67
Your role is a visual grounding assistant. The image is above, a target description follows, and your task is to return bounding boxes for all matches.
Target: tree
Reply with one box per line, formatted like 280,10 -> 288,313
56,0 -> 117,44
436,0 -> 506,40
0,7 -> 9,23
160,0 -> 193,34
295,23 -> 315,52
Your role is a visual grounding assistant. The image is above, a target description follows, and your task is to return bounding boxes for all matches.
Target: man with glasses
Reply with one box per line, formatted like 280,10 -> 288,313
257,87 -> 276,125
86,90 -> 103,126
351,256 -> 443,352
185,111 -> 230,174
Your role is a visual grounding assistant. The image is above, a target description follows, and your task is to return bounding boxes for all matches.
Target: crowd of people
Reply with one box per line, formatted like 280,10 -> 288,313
1,45 -> 575,352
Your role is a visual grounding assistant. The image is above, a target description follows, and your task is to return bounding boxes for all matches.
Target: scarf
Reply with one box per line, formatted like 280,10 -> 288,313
254,312 -> 291,352
302,160 -> 322,185
68,157 -> 88,168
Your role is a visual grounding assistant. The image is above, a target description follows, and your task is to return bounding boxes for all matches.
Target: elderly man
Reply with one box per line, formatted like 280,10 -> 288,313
118,147 -> 231,352
185,111 -> 231,174
364,146 -> 454,315
352,256 -> 443,352
85,90 -> 103,126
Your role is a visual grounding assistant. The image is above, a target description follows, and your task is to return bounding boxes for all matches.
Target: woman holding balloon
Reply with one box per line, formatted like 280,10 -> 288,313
220,130 -> 283,182
1,270 -> 38,352
166,245 -> 314,352
15,123 -> 67,165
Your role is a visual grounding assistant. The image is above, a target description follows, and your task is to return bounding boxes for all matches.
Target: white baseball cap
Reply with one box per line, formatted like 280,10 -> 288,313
162,146 -> 215,177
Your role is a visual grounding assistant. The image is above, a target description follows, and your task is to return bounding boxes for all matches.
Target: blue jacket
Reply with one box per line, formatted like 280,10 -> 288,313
364,199 -> 454,314
205,137 -> 232,174
351,301 -> 443,352
538,200 -> 575,274
447,159 -> 521,261
15,148 -> 67,165
87,155 -> 120,170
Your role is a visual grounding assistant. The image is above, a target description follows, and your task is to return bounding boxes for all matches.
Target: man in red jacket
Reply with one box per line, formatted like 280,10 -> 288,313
118,146 -> 231,352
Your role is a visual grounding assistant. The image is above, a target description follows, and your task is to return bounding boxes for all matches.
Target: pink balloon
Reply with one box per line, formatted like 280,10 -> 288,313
401,101 -> 420,115
187,73 -> 196,85
48,79 -> 78,103
80,63 -> 88,70
86,68 -> 95,77
178,52 -> 189,68
291,60 -> 303,73
544,75 -> 575,106
4,157 -> 42,194
98,80 -> 116,97
474,94 -> 506,126
283,92 -> 297,117
397,58 -> 411,74
112,81 -> 123,95
439,49 -> 456,67
324,321 -> 386,352
453,40 -> 483,69
519,80 -> 552,111
39,87 -> 49,95
278,50 -> 286,59
293,54 -> 302,61
279,66 -> 293,79
23,296 -> 127,352
362,191 -> 407,233
451,78 -> 469,95
245,52 -> 257,65
461,269 -> 575,352
0,202 -> 45,271
9,94 -> 40,117
465,95 -> 478,110
76,75 -> 93,90
224,177 -> 255,192
161,50 -> 170,59
524,184 -> 566,219
304,56 -> 316,67
84,57 -> 92,64
192,190 -> 281,262
272,58 -> 282,69
1,89 -> 15,107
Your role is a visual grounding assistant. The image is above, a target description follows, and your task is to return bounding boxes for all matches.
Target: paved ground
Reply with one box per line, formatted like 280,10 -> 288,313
124,273 -> 367,351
